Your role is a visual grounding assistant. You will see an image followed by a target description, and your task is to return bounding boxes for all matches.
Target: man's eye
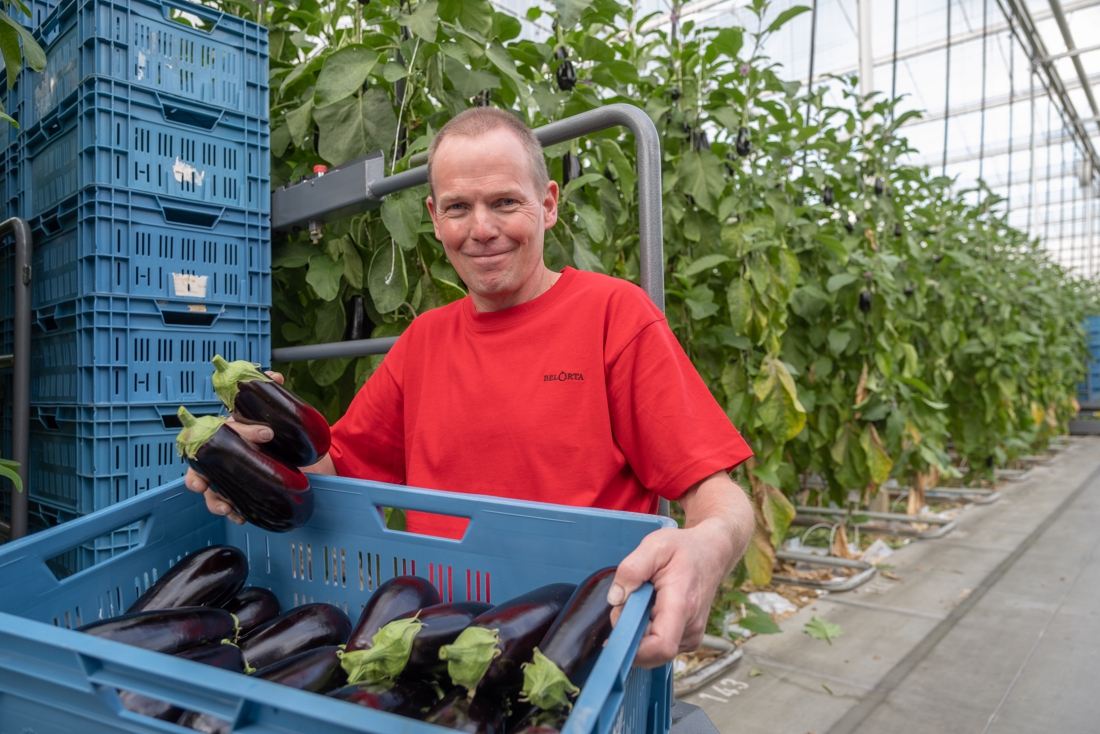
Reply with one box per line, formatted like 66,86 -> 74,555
501,198 -> 517,206
448,203 -> 465,211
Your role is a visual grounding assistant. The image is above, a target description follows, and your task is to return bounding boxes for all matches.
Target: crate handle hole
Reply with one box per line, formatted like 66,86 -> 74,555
378,506 -> 470,540
162,311 -> 219,327
160,204 -> 222,229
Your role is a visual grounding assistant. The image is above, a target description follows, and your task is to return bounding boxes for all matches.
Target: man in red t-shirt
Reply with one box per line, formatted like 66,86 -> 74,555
187,108 -> 754,668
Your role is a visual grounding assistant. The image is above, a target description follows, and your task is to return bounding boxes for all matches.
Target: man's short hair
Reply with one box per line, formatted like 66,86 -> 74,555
426,108 -> 550,199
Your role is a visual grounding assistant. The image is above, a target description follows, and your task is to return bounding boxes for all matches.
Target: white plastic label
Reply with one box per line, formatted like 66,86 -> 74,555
173,157 -> 206,186
172,273 -> 208,298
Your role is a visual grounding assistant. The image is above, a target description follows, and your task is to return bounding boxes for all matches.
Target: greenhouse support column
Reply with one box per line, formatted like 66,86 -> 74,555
1029,68 -> 1037,232
857,0 -> 874,130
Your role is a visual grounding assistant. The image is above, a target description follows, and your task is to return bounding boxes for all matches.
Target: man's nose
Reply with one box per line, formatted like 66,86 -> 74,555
469,204 -> 500,242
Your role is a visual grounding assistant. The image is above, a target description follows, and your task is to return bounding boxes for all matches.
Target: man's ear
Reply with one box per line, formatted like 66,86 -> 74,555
543,180 -> 560,230
426,195 -> 443,240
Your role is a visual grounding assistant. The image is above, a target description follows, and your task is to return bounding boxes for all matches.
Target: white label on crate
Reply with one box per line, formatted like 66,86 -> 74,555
136,51 -> 146,80
172,273 -> 208,298
173,158 -> 206,187
188,305 -> 208,313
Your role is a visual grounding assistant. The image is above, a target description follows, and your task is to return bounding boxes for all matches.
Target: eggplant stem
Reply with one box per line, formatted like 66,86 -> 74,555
520,648 -> 579,712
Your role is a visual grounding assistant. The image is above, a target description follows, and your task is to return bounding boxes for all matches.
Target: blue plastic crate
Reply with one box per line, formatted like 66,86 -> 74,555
30,295 -> 269,404
0,143 -> 19,220
0,478 -> 673,734
0,76 -> 26,154
28,185 -> 270,308
17,400 -> 224,517
6,0 -> 60,29
26,0 -> 268,125
20,77 -> 270,219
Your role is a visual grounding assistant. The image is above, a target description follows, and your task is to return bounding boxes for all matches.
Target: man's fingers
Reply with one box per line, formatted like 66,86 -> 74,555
264,371 -> 285,385
608,529 -> 675,607
204,490 -> 237,518
225,420 -> 274,444
184,469 -> 209,494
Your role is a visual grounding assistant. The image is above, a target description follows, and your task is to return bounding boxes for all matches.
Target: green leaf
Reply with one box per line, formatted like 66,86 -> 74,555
381,189 -> 424,251
814,233 -> 849,264
0,11 -> 44,75
761,483 -> 795,549
438,0 -> 493,35
0,458 -> 22,493
596,139 -> 636,197
314,88 -> 398,165
754,357 -> 806,442
827,328 -> 851,355
727,278 -> 752,333
398,0 -> 439,42
826,272 -> 858,292
309,356 -> 353,387
743,525 -> 775,586
767,6 -> 811,34
340,235 -> 364,289
314,46 -> 380,108
803,616 -> 843,645
677,150 -> 725,213
0,17 -> 21,88
314,298 -> 346,345
684,254 -> 731,278
443,56 -> 502,97
286,98 -> 314,148
575,204 -> 606,244
736,611 -> 781,635
571,230 -> 604,273
368,241 -> 408,314
552,0 -> 595,29
485,42 -> 525,86
859,424 -> 893,484
273,241 -> 316,269
708,27 -> 744,61
307,252 -> 344,301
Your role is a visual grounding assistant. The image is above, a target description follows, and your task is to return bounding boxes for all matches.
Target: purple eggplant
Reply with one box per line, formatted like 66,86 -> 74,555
128,545 -> 248,613
340,575 -> 440,666
119,643 -> 244,721
342,601 -> 491,685
328,678 -> 444,719
509,705 -> 569,733
177,407 -> 313,533
439,583 -> 575,696
252,645 -> 347,693
211,356 -> 331,467
239,603 -> 351,670
78,607 -> 238,655
425,689 -> 507,733
224,587 -> 281,636
521,568 -> 616,711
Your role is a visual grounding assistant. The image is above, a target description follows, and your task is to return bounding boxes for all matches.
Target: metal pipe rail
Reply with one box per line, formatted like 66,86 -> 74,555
0,218 -> 32,541
270,103 -> 664,364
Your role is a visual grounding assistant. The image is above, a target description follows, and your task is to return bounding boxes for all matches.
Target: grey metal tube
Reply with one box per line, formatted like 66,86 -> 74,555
1047,0 -> 1100,128
2,218 -> 31,541
273,103 -> 664,365
272,337 -> 398,363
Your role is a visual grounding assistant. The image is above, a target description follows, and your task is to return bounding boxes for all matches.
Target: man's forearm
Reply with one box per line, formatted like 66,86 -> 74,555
304,453 -> 338,475
678,470 -> 754,573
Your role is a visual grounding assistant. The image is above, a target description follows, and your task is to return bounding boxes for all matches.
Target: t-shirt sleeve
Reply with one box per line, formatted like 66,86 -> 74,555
327,334 -> 408,485
607,319 -> 753,500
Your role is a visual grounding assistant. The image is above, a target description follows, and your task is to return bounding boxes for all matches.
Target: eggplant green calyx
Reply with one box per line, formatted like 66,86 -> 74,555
339,616 -> 425,684
211,355 -> 272,412
438,626 -> 501,693
176,408 -> 228,460
520,648 -> 580,711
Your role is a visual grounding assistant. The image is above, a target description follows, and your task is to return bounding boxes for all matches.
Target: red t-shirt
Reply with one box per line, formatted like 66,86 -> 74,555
328,267 -> 752,538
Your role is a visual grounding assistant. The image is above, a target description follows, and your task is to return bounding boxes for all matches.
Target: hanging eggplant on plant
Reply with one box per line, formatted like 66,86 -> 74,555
859,291 -> 873,313
240,603 -> 352,671
176,408 -> 314,533
554,47 -> 576,91
78,607 -> 239,655
735,127 -> 752,157
344,295 -> 369,341
822,186 -> 834,207
561,153 -> 582,187
128,545 -> 248,613
894,222 -> 903,238
874,177 -> 885,196
343,601 -> 491,685
692,129 -> 710,152
210,356 -> 331,467
669,85 -> 682,101
224,587 -> 281,636
328,678 -> 445,719
438,583 -> 575,696
520,568 -> 616,711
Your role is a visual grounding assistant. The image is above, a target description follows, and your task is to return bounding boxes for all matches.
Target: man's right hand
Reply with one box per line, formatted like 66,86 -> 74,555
184,371 -> 285,526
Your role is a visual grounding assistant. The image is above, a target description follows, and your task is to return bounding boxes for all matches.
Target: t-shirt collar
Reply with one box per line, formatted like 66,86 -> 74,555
461,267 -> 577,331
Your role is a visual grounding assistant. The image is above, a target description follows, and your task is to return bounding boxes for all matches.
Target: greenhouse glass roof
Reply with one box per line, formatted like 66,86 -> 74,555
495,0 -> 1100,279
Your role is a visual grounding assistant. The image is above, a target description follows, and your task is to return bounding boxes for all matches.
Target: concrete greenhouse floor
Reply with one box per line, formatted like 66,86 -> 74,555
684,436 -> 1100,734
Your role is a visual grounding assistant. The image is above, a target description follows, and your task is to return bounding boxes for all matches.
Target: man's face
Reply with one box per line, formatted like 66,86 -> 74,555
426,127 -> 559,311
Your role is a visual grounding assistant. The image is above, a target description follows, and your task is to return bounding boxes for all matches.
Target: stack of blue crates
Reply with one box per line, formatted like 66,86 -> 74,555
1081,316 -> 1100,407
0,0 -> 270,574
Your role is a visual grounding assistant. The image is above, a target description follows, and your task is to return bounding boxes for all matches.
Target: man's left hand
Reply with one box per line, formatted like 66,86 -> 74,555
607,471 -> 753,668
